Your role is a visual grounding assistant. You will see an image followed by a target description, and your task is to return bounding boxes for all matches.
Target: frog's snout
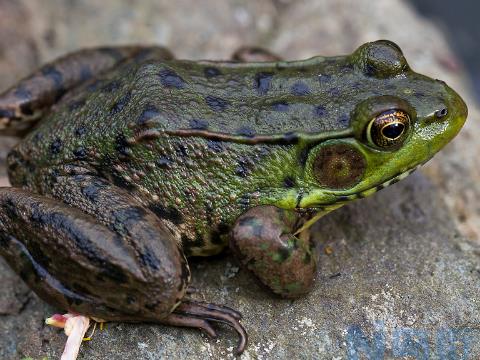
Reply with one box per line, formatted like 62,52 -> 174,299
446,85 -> 468,128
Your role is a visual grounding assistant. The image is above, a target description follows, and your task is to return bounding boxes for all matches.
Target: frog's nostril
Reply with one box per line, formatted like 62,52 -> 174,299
435,108 -> 448,119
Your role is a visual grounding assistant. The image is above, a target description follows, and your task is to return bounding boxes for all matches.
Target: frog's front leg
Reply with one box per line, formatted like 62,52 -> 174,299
0,45 -> 173,136
0,173 -> 246,353
231,206 -> 317,298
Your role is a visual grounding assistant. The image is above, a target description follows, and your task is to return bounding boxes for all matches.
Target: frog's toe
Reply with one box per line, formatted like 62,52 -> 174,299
168,300 -> 248,354
161,312 -> 218,338
188,300 -> 242,320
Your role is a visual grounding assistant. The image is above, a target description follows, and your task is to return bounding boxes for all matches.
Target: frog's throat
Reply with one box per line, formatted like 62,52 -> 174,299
293,165 -> 419,234
161,128 -> 354,145
334,164 -> 420,201
297,164 -> 420,209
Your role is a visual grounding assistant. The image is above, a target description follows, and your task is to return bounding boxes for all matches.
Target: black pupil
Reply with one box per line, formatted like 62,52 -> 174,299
382,122 -> 405,139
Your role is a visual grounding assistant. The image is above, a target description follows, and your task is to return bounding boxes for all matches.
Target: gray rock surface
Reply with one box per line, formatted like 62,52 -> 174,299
0,0 -> 479,359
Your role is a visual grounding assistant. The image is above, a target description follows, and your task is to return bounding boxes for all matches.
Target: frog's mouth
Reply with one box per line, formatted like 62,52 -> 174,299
346,164 -> 420,201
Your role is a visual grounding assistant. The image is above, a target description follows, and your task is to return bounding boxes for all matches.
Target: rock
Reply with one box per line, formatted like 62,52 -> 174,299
0,0 -> 479,359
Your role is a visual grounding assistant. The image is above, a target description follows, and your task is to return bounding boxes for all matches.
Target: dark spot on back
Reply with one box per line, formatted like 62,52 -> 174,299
138,105 -> 160,125
328,88 -> 341,97
271,101 -> 289,112
176,144 -> 188,157
159,69 -> 185,89
339,114 -> 350,126
314,105 -> 327,117
290,81 -> 310,96
115,133 -> 130,156
283,176 -> 296,188
149,204 -> 184,225
254,72 -> 273,95
236,127 -> 256,137
110,92 -> 131,115
207,140 -> 224,153
189,119 -> 209,130
73,147 -> 87,159
318,74 -> 332,84
50,138 -> 62,155
205,95 -> 230,112
75,126 -> 87,137
204,67 -> 221,78
235,157 -> 254,177
156,156 -> 173,168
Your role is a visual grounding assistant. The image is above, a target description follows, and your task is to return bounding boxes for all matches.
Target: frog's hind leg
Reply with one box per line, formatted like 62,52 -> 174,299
231,46 -> 282,62
0,45 -> 174,136
0,172 -> 248,353
231,205 -> 317,298
0,185 -> 189,320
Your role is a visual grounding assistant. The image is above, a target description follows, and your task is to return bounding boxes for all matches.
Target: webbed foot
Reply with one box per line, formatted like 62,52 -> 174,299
162,300 -> 247,355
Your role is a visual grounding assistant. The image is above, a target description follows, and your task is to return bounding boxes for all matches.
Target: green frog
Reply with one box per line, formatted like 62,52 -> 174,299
0,40 -> 467,354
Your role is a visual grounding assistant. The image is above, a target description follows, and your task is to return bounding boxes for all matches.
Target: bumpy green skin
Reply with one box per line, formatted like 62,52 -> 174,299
0,41 -> 467,324
6,41 -> 467,256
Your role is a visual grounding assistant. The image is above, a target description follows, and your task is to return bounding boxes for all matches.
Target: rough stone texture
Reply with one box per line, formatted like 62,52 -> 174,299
0,0 -> 479,359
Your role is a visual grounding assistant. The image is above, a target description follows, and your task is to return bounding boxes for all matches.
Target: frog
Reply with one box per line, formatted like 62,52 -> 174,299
0,40 -> 467,355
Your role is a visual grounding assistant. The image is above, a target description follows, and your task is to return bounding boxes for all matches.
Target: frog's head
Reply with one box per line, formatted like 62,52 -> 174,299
280,40 -> 467,209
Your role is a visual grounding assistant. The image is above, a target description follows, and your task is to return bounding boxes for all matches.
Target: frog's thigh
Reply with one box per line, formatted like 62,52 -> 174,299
0,182 -> 189,322
0,45 -> 174,136
230,206 -> 316,298
231,46 -> 282,62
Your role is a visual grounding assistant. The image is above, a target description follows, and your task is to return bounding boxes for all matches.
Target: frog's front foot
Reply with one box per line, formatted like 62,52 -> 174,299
162,300 -> 247,354
231,206 -> 317,298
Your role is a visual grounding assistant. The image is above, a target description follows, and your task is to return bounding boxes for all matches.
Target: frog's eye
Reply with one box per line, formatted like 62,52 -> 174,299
366,109 -> 410,149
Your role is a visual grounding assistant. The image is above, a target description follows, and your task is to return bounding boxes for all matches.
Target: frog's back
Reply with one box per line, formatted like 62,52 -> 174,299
9,55 -> 358,177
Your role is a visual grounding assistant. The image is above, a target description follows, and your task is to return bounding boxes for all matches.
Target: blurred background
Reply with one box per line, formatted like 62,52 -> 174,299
409,0 -> 480,102
0,1 -> 479,359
